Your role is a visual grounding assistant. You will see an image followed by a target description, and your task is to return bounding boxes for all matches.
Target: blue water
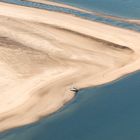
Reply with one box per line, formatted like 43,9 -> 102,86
1,0 -> 140,32
1,71 -> 140,140
52,0 -> 140,19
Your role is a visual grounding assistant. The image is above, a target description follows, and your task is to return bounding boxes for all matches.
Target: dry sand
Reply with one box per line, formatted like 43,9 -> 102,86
0,2 -> 140,132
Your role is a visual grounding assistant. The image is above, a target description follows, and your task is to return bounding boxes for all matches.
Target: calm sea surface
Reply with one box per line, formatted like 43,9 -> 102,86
0,0 -> 140,140
52,0 -> 140,19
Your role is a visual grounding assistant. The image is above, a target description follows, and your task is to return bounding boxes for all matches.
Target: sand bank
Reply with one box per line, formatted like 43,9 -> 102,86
25,0 -> 91,12
25,0 -> 140,26
0,2 -> 140,132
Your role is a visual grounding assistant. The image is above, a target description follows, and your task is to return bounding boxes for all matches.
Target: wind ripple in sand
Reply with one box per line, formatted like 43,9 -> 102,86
0,2 -> 140,132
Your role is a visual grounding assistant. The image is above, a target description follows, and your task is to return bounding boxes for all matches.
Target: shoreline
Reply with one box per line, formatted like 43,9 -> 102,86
1,68 -> 140,135
26,0 -> 140,25
1,0 -> 140,32
0,2 -> 140,132
25,0 -> 92,13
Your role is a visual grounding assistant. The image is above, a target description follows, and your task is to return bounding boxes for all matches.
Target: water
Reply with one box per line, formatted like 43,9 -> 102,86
1,71 -> 140,140
52,0 -> 140,19
1,0 -> 140,32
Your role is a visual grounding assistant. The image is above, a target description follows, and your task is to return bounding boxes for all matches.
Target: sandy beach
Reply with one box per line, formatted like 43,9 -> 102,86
0,2 -> 140,132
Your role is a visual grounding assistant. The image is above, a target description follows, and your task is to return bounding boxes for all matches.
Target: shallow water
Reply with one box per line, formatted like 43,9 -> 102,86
1,71 -> 140,140
53,0 -> 140,19
1,0 -> 140,32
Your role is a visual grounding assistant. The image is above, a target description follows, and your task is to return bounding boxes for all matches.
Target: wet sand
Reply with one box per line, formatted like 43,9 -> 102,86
0,2 -> 140,132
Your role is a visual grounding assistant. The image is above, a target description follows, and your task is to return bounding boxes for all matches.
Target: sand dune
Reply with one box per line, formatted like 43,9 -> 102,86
0,2 -> 140,131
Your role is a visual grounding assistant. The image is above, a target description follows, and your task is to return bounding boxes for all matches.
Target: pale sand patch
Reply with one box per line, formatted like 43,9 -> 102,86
0,2 -> 140,131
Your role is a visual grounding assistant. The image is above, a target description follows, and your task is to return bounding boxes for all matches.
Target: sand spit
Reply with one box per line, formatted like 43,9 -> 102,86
0,2 -> 140,132
25,0 -> 140,26
25,0 -> 91,13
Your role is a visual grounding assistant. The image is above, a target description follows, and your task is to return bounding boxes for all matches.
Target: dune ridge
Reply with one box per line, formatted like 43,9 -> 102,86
0,2 -> 140,132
